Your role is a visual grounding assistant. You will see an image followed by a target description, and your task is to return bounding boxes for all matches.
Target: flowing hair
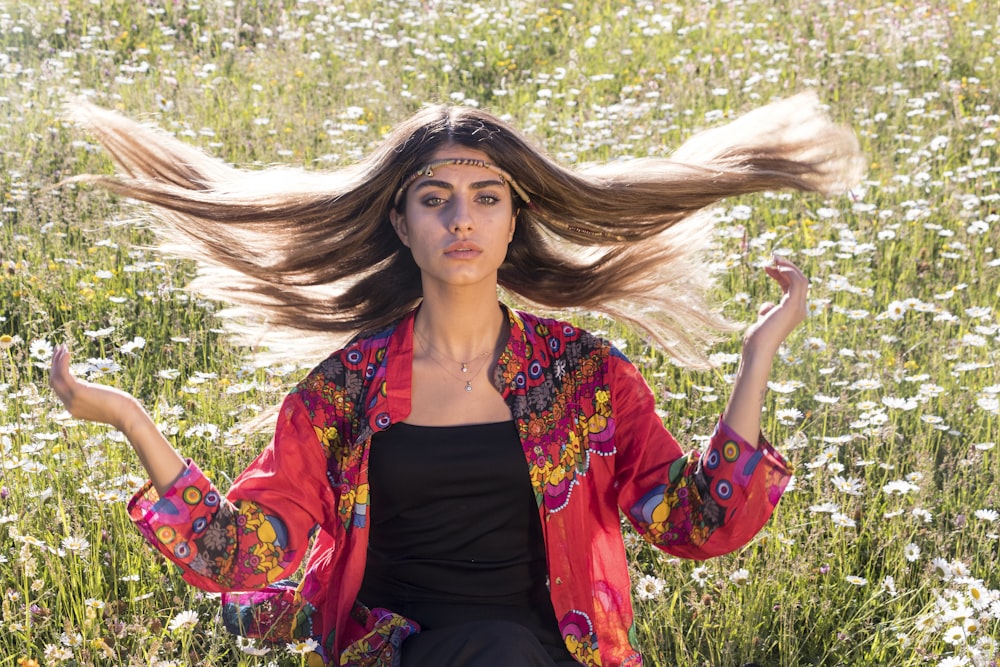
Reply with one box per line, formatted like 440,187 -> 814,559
66,91 -> 863,367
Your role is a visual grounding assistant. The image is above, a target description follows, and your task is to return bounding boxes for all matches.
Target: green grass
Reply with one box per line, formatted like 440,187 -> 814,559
1,0 -> 998,665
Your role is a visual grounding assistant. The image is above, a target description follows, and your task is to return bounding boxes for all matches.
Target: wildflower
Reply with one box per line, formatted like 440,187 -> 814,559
690,566 -> 711,588
286,638 -> 320,655
0,334 -> 21,349
880,575 -> 897,596
941,625 -> 966,645
806,299 -> 828,317
43,644 -> 72,662
28,339 -> 53,362
961,334 -> 988,347
964,306 -> 992,319
708,352 -> 739,365
634,573 -> 666,600
883,480 -> 919,495
158,369 -> 181,380
882,396 -> 918,410
775,408 -> 803,425
119,336 -> 146,354
845,575 -> 867,586
950,560 -> 970,578
236,636 -> 272,657
931,557 -> 953,581
967,580 -> 994,609
973,509 -> 999,523
831,513 -> 856,529
912,508 -> 933,523
61,536 -> 90,555
767,380 -> 804,393
809,502 -> 839,514
729,568 -> 750,586
904,543 -> 921,562
831,475 -> 864,495
83,326 -> 115,339
849,378 -> 882,391
804,337 -> 827,352
167,609 -> 199,633
937,656 -> 969,667
184,423 -> 220,440
883,300 -> 908,320
976,397 -> 999,414
914,613 -> 938,632
60,631 -> 83,647
87,358 -> 121,374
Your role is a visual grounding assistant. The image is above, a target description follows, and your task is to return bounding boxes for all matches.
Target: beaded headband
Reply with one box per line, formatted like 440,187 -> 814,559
393,158 -> 532,208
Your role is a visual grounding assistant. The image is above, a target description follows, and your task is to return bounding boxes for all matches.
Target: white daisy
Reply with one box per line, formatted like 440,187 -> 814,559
635,574 -> 666,600
167,609 -> 199,633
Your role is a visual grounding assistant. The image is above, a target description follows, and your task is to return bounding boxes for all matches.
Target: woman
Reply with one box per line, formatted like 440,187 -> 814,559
49,93 -> 863,666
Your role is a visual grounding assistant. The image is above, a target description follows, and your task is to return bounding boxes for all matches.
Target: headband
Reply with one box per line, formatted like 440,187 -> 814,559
393,158 -> 532,208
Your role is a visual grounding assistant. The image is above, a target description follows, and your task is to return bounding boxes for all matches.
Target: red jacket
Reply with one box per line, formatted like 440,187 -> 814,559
129,306 -> 791,666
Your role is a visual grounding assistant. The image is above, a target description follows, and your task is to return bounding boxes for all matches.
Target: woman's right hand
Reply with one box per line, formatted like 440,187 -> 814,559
50,344 -> 187,493
49,344 -> 138,430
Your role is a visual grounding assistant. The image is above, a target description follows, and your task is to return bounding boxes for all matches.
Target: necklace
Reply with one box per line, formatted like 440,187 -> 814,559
414,327 -> 495,392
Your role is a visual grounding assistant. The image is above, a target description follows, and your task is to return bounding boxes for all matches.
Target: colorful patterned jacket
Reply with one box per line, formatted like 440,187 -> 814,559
128,306 -> 792,666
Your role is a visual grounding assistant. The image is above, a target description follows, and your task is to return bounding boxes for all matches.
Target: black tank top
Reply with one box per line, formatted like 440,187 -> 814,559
358,421 -> 568,654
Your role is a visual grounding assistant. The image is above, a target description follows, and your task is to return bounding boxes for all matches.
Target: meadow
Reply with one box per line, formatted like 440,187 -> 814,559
0,0 -> 998,665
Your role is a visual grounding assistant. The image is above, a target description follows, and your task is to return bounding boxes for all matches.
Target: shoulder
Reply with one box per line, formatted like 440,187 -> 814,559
292,319 -> 400,399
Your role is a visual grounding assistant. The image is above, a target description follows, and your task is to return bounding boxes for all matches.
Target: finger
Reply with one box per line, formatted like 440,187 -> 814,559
49,345 -> 79,400
49,345 -> 67,386
766,262 -> 808,298
758,302 -> 775,317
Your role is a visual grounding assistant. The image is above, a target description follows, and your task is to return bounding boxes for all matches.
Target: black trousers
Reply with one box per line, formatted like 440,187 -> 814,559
401,619 -> 581,667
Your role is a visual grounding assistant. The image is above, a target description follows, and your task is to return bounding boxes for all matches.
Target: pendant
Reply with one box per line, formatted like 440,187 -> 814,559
465,381 -> 473,392
461,363 -> 469,373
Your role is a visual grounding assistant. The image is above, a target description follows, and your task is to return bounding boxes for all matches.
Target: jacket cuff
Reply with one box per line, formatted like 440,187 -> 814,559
713,415 -> 794,479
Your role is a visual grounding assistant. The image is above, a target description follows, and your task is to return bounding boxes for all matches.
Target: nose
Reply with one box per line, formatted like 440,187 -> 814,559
448,196 -> 475,234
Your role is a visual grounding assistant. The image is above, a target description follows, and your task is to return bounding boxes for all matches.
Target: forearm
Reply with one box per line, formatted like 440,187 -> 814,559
721,346 -> 776,447
117,398 -> 188,496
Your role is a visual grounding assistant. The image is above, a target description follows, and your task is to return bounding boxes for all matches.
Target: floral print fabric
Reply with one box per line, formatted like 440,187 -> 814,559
128,306 -> 792,666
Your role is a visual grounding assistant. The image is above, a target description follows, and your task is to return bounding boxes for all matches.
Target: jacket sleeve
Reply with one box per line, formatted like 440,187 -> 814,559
127,391 -> 338,592
610,352 -> 792,559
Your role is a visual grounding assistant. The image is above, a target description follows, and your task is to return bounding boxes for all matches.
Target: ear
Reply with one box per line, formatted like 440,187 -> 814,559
507,209 -> 518,243
389,209 -> 410,248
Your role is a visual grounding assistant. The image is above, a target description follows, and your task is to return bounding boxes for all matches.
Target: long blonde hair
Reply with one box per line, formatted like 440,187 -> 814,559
68,91 -> 863,367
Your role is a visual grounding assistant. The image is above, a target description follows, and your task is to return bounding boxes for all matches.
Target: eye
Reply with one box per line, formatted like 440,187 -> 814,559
421,196 -> 446,207
478,194 -> 501,205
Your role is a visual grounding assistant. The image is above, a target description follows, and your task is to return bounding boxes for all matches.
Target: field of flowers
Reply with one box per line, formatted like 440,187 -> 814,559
1,0 -> 998,665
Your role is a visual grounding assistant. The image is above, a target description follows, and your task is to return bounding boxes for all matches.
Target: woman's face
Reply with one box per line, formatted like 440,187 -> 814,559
390,144 -> 517,293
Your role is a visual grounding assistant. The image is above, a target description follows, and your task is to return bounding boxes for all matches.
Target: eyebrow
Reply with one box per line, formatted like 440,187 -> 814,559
412,179 -> 507,192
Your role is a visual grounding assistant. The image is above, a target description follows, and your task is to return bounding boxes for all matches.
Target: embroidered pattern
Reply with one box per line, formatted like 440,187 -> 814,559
295,327 -> 393,531
131,465 -> 297,589
498,318 -> 617,512
560,609 -> 603,666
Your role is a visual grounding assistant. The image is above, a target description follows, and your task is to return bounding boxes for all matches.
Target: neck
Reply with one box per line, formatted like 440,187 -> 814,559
414,289 -> 506,361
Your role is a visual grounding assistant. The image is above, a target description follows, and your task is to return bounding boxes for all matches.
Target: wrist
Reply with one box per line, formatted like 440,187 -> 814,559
114,395 -> 150,435
740,339 -> 779,367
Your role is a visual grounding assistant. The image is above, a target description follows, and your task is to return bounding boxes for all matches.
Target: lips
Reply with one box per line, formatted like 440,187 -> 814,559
443,241 -> 482,255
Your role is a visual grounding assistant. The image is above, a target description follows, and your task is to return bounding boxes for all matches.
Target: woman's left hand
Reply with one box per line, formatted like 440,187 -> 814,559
742,255 -> 809,356
721,256 -> 809,444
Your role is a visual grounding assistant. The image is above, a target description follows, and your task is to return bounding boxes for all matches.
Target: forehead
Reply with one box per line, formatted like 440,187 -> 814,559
417,146 -> 500,182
